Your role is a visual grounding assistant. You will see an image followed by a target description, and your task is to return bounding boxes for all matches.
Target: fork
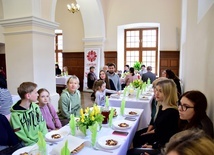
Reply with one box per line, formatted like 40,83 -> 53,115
93,146 -> 113,153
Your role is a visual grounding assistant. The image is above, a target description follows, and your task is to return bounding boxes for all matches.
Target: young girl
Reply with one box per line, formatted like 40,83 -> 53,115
37,88 -> 62,131
93,79 -> 118,106
58,75 -> 81,126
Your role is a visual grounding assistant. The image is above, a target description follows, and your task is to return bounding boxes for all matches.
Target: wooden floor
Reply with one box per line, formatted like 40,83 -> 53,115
80,92 -> 94,109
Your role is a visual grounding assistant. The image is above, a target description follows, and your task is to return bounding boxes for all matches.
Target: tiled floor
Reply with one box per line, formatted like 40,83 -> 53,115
80,92 -> 94,109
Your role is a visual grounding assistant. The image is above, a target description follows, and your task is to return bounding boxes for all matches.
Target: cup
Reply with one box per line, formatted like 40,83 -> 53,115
101,107 -> 110,124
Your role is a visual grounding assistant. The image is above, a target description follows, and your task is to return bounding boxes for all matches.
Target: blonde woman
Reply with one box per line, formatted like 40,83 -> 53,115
164,129 -> 214,155
58,75 -> 81,126
128,79 -> 179,155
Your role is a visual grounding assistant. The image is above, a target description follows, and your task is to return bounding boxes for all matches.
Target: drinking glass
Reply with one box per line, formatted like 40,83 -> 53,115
101,106 -> 110,124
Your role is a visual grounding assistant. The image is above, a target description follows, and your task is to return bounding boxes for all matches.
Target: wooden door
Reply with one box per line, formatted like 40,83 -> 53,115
159,51 -> 180,76
63,52 -> 84,91
0,54 -> 6,77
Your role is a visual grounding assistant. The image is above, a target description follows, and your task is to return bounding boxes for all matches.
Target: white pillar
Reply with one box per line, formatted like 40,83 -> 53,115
0,16 -> 60,110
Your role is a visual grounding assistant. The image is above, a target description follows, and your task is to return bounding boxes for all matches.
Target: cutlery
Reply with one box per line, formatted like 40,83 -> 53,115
93,146 -> 113,153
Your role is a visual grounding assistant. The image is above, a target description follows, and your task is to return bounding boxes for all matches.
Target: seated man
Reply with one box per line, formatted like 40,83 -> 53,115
142,66 -> 156,83
87,66 -> 97,89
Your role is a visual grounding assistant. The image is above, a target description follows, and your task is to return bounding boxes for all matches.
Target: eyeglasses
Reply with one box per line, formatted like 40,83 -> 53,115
178,103 -> 194,111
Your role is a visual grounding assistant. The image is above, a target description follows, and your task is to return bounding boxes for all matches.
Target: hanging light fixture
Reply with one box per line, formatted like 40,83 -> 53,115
67,3 -> 80,13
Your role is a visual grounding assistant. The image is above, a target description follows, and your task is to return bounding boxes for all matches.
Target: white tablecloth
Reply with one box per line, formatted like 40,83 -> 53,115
56,75 -> 71,85
13,107 -> 143,155
109,93 -> 154,130
12,95 -> 20,104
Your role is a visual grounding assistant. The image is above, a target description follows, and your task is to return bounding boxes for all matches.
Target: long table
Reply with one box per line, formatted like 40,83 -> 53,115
109,92 -> 154,130
12,95 -> 20,104
13,107 -> 143,155
56,75 -> 71,85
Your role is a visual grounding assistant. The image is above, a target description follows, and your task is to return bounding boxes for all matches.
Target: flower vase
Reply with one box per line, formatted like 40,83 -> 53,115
85,129 -> 91,139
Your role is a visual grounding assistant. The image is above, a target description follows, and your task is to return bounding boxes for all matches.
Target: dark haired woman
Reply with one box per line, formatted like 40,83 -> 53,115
124,67 -> 139,86
55,64 -> 61,76
162,69 -> 181,96
177,90 -> 213,138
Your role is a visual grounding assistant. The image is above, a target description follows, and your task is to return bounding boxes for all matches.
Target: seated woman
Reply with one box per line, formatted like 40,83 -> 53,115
164,129 -> 214,155
62,66 -> 69,76
37,88 -> 62,131
127,79 -> 179,155
162,69 -> 181,97
58,75 -> 81,126
124,67 -> 139,86
177,90 -> 214,138
0,114 -> 23,155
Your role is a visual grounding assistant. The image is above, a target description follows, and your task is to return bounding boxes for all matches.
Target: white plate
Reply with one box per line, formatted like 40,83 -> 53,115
110,94 -> 120,99
45,130 -> 64,142
139,96 -> 149,100
143,92 -> 153,96
12,145 -> 38,155
113,120 -> 132,130
98,136 -> 123,150
124,110 -> 139,117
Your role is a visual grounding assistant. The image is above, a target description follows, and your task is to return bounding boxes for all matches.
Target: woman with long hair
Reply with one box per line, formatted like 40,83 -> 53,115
127,79 -> 179,155
177,90 -> 213,138
124,67 -> 138,86
162,69 -> 181,96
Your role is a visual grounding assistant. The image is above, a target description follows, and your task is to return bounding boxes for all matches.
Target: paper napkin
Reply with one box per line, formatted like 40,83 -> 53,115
105,96 -> 109,107
60,140 -> 70,155
52,135 -> 86,155
69,114 -> 76,136
37,131 -> 46,154
136,87 -> 140,99
123,87 -> 127,97
120,98 -> 126,116
89,122 -> 98,147
147,78 -> 151,85
108,108 -> 114,127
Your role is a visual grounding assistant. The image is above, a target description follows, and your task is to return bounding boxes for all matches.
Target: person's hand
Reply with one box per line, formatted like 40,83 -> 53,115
141,132 -> 148,136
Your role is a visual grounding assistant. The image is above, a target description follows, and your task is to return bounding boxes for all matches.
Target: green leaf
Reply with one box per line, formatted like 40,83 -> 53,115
61,140 -> 70,155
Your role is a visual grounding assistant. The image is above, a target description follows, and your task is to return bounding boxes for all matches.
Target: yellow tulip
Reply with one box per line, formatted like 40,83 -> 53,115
90,110 -> 95,116
80,108 -> 84,115
81,118 -> 84,123
91,116 -> 95,121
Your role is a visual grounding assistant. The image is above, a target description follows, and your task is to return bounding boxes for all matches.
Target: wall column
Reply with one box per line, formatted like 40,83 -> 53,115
0,16 -> 60,110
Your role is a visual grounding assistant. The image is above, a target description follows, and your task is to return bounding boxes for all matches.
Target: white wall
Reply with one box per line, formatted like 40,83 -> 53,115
55,0 -> 84,52
55,0 -> 181,52
180,0 -> 214,122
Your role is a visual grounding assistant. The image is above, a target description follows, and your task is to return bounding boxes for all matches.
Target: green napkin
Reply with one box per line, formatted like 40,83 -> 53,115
136,87 -> 140,99
143,82 -> 146,92
147,78 -> 151,85
123,87 -> 127,97
105,96 -> 109,107
108,108 -> 114,127
120,98 -> 126,116
89,122 -> 98,147
60,140 -> 70,155
37,131 -> 46,154
69,114 -> 76,136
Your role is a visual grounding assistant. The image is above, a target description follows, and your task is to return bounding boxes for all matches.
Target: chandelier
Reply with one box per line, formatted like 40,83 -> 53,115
67,3 -> 80,13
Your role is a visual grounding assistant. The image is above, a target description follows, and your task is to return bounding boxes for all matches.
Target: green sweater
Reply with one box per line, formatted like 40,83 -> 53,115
58,89 -> 81,119
10,101 -> 48,146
